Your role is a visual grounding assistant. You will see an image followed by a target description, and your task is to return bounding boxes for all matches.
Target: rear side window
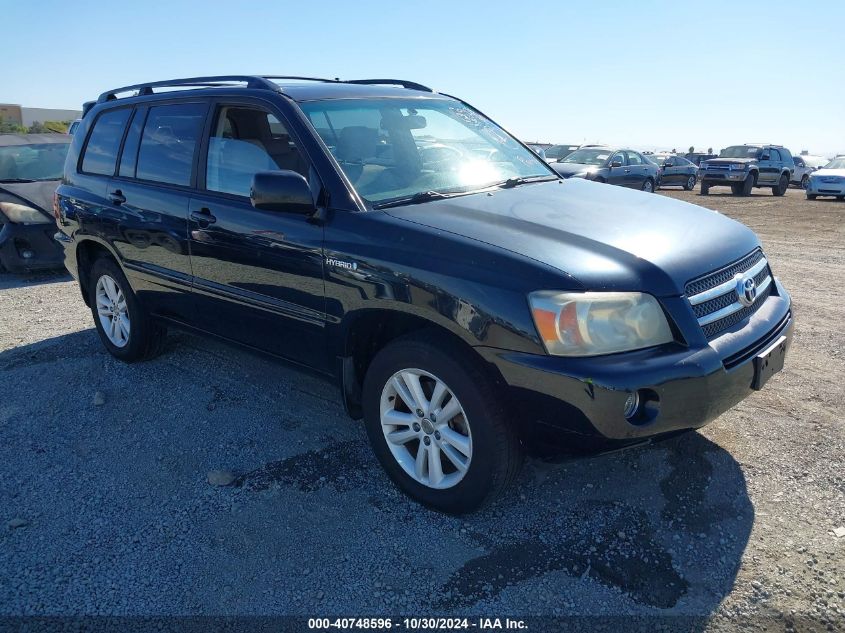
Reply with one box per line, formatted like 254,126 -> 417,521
136,103 -> 207,186
81,108 -> 131,176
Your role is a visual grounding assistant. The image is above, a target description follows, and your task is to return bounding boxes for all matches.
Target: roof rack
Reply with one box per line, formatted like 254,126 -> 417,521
346,79 -> 433,92
96,75 -> 434,104
96,75 -> 282,103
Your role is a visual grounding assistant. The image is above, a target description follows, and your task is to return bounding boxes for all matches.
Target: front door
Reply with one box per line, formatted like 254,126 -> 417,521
606,151 -> 628,186
188,101 -> 328,371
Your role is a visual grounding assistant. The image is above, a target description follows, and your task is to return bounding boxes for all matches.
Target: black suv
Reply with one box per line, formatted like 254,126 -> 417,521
55,76 -> 793,513
699,144 -> 794,196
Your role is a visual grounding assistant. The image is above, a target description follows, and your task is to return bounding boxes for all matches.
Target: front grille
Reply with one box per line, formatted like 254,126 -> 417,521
685,249 -> 774,339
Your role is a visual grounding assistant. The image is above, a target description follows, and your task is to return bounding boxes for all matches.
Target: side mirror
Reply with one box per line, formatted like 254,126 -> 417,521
250,170 -> 315,214
610,159 -> 623,168
663,161 -> 673,167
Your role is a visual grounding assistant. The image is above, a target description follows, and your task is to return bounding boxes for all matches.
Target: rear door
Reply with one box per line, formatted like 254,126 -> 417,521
624,151 -> 648,188
187,98 -> 328,370
758,148 -> 779,184
107,101 -> 207,320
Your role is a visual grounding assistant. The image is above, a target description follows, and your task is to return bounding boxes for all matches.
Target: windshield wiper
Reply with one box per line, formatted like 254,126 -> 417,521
494,175 -> 559,189
0,178 -> 37,183
373,190 -> 455,210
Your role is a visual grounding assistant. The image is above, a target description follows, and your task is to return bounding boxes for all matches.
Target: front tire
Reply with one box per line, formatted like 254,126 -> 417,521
683,175 -> 697,191
772,173 -> 788,196
807,194 -> 817,200
801,175 -> 809,190
88,258 -> 166,362
700,182 -> 710,195
739,172 -> 756,196
362,333 -> 522,514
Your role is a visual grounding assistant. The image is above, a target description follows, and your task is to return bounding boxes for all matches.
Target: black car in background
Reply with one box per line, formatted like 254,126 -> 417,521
0,134 -> 70,272
648,153 -> 699,190
55,75 -> 792,513
550,146 -> 659,192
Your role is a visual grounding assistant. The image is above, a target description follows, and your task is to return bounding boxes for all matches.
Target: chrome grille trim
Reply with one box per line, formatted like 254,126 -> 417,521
688,257 -> 768,306
696,275 -> 772,326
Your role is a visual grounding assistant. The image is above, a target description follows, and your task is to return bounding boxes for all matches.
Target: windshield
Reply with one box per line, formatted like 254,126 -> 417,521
804,155 -> 831,168
719,145 -> 761,159
0,142 -> 70,181
559,148 -> 612,166
299,99 -> 554,205
545,144 -> 579,160
823,158 -> 845,170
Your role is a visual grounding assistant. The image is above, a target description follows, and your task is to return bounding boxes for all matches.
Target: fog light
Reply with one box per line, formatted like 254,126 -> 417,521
623,391 -> 641,420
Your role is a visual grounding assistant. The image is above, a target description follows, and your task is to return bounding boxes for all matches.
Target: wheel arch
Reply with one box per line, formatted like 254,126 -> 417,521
75,238 -> 121,307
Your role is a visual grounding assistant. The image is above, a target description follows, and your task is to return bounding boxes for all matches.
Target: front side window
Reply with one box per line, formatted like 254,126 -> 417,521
205,106 -> 308,197
136,103 -> 206,186
300,98 -> 554,205
0,142 -> 70,181
81,108 -> 131,176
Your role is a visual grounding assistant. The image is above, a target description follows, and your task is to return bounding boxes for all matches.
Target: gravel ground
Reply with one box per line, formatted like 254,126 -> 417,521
0,187 -> 843,631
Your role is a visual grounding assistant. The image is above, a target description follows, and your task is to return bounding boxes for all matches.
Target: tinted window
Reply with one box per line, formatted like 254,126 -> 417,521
206,106 -> 308,197
118,108 -> 146,178
626,151 -> 644,165
793,157 -> 804,167
136,103 -> 206,186
81,108 -> 131,176
768,149 -> 781,161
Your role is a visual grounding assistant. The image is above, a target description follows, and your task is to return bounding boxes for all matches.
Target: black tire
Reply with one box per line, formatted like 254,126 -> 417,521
801,175 -> 809,190
807,194 -> 817,200
641,178 -> 655,193
838,196 -> 845,201
731,183 -> 743,195
362,332 -> 522,514
772,173 -> 788,196
88,257 -> 167,362
683,175 -> 696,191
700,182 -> 709,195
740,172 -> 756,196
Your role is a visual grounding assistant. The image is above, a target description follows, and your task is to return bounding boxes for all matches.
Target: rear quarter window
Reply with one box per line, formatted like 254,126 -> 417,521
81,108 -> 132,176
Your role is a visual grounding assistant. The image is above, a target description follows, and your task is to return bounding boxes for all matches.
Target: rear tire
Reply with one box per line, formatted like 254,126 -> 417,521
362,333 -> 522,514
641,178 -> 654,193
683,175 -> 696,191
88,257 -> 167,362
772,173 -> 788,196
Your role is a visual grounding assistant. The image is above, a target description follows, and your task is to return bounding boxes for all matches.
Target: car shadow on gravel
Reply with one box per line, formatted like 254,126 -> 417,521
0,270 -> 70,290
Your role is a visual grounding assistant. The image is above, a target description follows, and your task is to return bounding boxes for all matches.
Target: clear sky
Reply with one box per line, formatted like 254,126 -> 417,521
2,0 -> 843,156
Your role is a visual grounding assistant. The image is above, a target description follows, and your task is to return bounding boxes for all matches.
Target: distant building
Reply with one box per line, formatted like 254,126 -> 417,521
0,104 -> 82,125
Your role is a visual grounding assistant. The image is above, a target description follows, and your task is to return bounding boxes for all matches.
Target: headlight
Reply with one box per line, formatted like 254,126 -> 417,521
528,291 -> 674,356
729,163 -> 747,170
0,201 -> 51,225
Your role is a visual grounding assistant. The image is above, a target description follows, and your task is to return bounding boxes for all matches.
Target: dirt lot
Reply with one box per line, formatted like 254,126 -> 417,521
0,187 -> 843,631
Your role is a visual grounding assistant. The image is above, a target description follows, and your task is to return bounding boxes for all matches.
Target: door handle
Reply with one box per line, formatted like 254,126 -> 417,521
108,190 -> 126,205
190,208 -> 217,226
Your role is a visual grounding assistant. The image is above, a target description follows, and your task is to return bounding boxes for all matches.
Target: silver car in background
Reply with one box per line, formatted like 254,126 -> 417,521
792,154 -> 830,189
806,157 -> 845,200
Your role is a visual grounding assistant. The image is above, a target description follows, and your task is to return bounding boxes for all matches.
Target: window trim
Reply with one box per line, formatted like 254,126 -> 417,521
196,96 -> 317,204
78,105 -> 134,177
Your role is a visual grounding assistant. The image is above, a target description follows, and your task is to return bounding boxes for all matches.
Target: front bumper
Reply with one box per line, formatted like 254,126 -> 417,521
701,170 -> 749,184
806,179 -> 845,196
0,221 -> 63,273
479,290 -> 793,445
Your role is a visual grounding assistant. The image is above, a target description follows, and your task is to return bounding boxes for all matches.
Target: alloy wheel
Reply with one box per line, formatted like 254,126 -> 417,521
379,368 -> 472,489
95,274 -> 130,348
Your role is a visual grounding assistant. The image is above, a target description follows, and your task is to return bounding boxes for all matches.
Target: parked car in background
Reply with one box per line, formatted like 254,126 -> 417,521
54,75 -> 792,513
648,153 -> 699,190
806,157 -> 845,200
526,143 -> 547,160
685,151 -> 718,166
551,146 -> 659,191
544,144 -> 580,163
0,133 -> 70,272
699,144 -> 793,196
791,154 -> 829,189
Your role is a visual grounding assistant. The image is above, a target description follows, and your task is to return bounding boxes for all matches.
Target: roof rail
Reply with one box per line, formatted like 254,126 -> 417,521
262,75 -> 341,84
96,75 -> 281,103
346,79 -> 433,92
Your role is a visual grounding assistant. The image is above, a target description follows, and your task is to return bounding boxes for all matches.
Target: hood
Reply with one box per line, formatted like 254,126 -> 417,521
550,162 -> 597,178
0,180 -> 59,219
703,157 -> 757,167
810,168 -> 845,178
384,178 -> 760,296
